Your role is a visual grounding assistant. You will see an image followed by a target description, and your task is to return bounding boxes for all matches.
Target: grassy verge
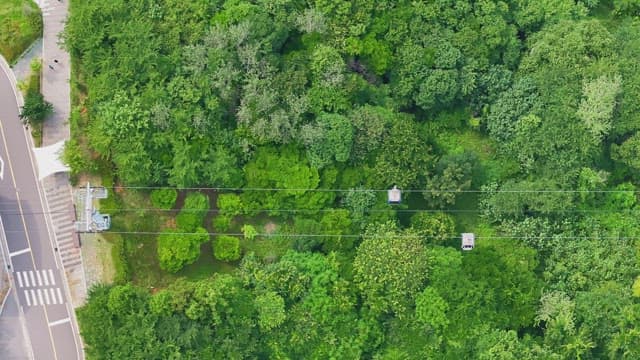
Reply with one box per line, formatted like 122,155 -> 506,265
17,57 -> 42,145
0,0 -> 42,64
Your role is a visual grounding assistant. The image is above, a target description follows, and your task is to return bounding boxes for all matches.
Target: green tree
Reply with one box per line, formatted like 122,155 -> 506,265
19,91 -> 53,126
576,74 -> 622,139
372,117 -> 433,189
150,189 -> 177,210
176,192 -> 209,231
353,222 -> 428,316
214,235 -> 241,262
423,152 -> 476,208
157,227 -> 209,273
254,291 -> 286,331
301,112 -> 353,169
612,131 -> 640,174
410,212 -> 456,245
415,287 -> 449,332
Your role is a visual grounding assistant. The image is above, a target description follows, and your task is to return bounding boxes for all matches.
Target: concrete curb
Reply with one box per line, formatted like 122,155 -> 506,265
0,222 -> 11,317
0,55 -> 24,107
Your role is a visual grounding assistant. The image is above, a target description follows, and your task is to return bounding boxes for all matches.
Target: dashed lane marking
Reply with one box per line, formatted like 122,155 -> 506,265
9,248 -> 31,257
48,317 -> 70,328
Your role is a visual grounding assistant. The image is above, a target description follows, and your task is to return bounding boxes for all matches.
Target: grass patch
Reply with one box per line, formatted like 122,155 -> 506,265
17,58 -> 43,145
433,129 -> 519,184
0,0 -> 42,64
244,235 -> 293,263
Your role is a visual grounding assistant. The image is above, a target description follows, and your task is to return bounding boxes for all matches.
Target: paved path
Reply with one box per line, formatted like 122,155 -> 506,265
11,38 -> 43,84
36,0 -> 87,308
0,57 -> 83,359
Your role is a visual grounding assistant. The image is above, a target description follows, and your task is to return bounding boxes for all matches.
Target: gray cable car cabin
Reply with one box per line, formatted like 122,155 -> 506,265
388,186 -> 401,204
461,233 -> 475,251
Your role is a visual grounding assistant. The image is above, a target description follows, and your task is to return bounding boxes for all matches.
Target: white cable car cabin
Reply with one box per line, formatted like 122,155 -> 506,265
388,185 -> 401,204
461,233 -> 475,251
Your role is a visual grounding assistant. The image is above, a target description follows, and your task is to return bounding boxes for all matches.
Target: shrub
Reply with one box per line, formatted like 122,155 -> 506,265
217,193 -> 243,216
214,235 -> 241,262
212,215 -> 231,231
157,228 -> 208,273
63,139 -> 93,178
150,189 -> 178,210
176,192 -> 209,231
242,224 -> 258,240
19,91 -> 53,126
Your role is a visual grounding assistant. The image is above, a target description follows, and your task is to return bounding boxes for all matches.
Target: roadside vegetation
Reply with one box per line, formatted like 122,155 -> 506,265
0,0 -> 41,64
18,58 -> 49,145
65,0 -> 640,358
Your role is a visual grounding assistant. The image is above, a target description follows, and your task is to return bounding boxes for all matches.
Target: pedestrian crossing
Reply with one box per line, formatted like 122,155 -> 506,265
15,269 -> 56,288
23,288 -> 64,306
14,269 -> 65,307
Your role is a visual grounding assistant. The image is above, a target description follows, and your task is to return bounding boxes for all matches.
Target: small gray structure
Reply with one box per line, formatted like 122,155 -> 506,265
388,185 -> 401,204
461,233 -> 475,251
74,183 -> 111,232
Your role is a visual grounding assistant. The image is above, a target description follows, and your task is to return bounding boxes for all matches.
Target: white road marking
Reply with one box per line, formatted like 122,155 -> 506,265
48,317 -> 70,328
37,289 -> 43,305
9,248 -> 31,257
23,272 -> 30,287
30,290 -> 36,306
29,271 -> 35,287
45,288 -> 51,304
24,290 -> 31,306
48,269 -> 55,285
16,272 -> 23,287
50,288 -> 57,304
42,270 -> 49,286
36,270 -> 42,286
56,288 -> 63,304
0,155 -> 4,180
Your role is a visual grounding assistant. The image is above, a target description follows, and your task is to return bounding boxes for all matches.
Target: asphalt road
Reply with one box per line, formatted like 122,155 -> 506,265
0,64 -> 82,359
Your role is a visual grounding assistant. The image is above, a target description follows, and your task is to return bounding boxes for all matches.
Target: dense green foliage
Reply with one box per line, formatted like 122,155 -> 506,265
213,235 -> 241,262
0,0 -> 41,63
67,0 -> 640,358
19,91 -> 52,126
149,189 -> 177,210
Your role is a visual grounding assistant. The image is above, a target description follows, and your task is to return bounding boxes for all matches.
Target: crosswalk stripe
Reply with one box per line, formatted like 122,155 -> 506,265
49,270 -> 55,285
29,271 -> 35,288
23,272 -> 30,287
37,289 -> 43,305
50,288 -> 57,304
24,290 -> 31,306
16,272 -> 23,287
36,271 -> 42,286
56,288 -> 63,304
30,290 -> 36,306
43,270 -> 49,286
44,289 -> 50,305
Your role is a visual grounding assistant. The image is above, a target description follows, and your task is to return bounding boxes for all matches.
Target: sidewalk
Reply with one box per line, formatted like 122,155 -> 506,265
36,0 -> 87,308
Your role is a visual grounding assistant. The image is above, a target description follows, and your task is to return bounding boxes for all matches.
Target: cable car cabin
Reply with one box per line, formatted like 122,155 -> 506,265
388,186 -> 401,204
461,233 -> 475,251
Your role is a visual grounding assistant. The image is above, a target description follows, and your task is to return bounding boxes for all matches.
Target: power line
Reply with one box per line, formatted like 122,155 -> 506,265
25,230 -> 632,241
0,207 -> 639,216
97,185 -> 640,194
2,226 -> 633,241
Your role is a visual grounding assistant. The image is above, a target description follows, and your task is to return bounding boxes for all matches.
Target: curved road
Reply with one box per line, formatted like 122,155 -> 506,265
0,63 -> 82,359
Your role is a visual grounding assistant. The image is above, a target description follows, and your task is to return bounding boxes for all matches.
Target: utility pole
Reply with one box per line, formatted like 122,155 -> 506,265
75,182 -> 110,232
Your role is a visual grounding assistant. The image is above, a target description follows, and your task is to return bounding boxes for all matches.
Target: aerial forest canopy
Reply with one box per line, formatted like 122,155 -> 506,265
64,0 -> 640,358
